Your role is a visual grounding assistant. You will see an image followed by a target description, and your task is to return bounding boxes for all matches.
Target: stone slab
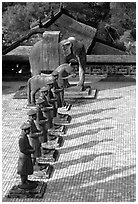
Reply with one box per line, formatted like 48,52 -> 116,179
49,125 -> 67,135
57,114 -> 71,122
38,149 -> 59,163
53,116 -> 71,125
33,164 -> 54,179
41,136 -> 64,149
64,87 -> 98,99
5,181 -> 47,199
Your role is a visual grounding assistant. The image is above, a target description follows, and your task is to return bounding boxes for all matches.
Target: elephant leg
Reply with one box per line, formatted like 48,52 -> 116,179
77,66 -> 85,86
76,53 -> 86,88
76,57 -> 85,89
31,91 -> 36,105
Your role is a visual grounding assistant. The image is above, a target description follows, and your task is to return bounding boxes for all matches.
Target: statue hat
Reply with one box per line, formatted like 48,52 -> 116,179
20,122 -> 31,130
27,109 -> 37,116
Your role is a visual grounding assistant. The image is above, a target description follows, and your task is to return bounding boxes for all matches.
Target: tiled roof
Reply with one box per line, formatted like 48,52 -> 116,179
7,46 -> 32,56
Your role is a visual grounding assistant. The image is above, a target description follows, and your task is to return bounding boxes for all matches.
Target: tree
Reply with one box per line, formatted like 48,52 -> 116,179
2,2 -> 136,53
63,2 -> 110,27
109,2 -> 136,35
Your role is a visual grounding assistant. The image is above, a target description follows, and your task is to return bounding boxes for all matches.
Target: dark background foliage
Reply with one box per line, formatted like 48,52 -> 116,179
2,2 -> 136,54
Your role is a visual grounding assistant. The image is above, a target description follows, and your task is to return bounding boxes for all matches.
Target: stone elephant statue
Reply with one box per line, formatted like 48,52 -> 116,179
27,63 -> 76,105
29,33 -> 86,90
60,37 -> 87,89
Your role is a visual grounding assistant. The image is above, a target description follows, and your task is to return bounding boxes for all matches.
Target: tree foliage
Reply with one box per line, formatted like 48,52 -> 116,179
64,2 -> 110,27
2,2 -> 136,53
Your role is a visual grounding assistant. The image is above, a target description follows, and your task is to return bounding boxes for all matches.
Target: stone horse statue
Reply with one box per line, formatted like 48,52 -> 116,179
27,63 -> 76,105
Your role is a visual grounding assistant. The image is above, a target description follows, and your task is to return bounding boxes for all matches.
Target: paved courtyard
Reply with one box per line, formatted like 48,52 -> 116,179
2,79 -> 136,202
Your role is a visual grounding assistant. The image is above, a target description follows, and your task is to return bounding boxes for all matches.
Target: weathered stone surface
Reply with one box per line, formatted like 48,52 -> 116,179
5,181 -> 47,199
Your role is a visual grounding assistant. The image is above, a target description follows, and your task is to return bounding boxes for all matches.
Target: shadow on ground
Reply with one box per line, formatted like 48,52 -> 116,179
68,117 -> 112,130
46,165 -> 136,202
55,152 -> 113,170
71,107 -> 116,118
66,126 -> 113,141
68,96 -> 123,107
60,136 -> 113,154
2,76 -> 136,98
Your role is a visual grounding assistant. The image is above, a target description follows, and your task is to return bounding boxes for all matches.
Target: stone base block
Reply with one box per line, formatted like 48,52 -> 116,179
5,181 -> 47,199
48,135 -> 64,147
38,149 -> 59,162
33,163 -> 54,179
41,136 -> 63,149
53,116 -> 71,125
57,114 -> 72,123
49,125 -> 67,135
64,86 -> 98,99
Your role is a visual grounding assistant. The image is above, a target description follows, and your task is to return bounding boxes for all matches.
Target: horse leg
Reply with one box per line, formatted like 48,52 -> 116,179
60,89 -> 65,106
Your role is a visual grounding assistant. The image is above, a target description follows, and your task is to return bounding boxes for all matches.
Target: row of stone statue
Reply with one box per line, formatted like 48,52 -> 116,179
17,67 -> 74,190
27,59 -> 80,105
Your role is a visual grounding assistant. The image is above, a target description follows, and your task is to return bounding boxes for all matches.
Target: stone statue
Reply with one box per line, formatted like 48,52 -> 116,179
17,122 -> 38,190
40,86 -> 55,120
46,79 -> 57,117
27,63 -> 76,105
27,109 -> 42,165
36,97 -> 52,131
60,37 -> 87,90
52,71 -> 64,108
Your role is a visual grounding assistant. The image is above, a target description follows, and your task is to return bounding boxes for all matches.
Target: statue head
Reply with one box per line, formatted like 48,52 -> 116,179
60,37 -> 77,57
27,109 -> 37,120
60,40 -> 72,56
20,122 -> 31,134
69,59 -> 79,72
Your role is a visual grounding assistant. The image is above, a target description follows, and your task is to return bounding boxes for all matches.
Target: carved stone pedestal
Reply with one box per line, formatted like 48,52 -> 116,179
33,163 -> 54,179
41,135 -> 63,149
48,134 -> 64,147
64,86 -> 98,99
6,181 -> 47,199
48,125 -> 67,135
62,103 -> 72,111
57,107 -> 70,115
53,116 -> 71,125
57,114 -> 72,123
39,148 -> 59,163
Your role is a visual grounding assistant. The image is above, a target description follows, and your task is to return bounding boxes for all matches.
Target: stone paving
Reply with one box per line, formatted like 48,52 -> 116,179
2,80 -> 136,202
